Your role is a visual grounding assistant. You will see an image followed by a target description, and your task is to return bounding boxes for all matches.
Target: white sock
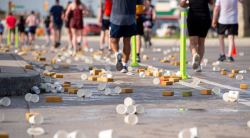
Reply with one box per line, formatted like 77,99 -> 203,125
122,62 -> 128,67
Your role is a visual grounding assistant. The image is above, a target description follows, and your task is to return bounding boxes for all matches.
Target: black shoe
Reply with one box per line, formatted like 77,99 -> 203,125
136,53 -> 141,63
54,42 -> 60,48
228,56 -> 235,62
218,55 -> 226,62
116,53 -> 123,71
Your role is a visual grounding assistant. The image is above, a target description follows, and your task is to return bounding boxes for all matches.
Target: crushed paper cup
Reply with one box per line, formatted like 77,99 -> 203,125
124,114 -> 138,125
27,127 -> 45,136
236,74 -> 244,80
116,104 -> 127,115
54,130 -> 68,138
228,91 -> 239,102
104,88 -> 112,96
212,87 -> 222,96
124,97 -> 135,106
98,83 -> 107,91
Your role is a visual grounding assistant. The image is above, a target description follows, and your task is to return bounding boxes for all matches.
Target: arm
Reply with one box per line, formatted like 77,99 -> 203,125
97,0 -> 103,25
212,5 -> 220,28
180,0 -> 188,8
65,4 -> 71,21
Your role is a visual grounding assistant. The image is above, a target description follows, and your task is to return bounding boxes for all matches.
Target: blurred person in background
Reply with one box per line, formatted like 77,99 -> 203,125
44,15 -> 52,46
0,18 -> 4,46
50,0 -> 64,48
17,15 -> 26,47
143,0 -> 156,48
64,1 -> 73,50
66,0 -> 88,55
98,0 -> 112,52
6,12 -> 17,45
180,0 -> 214,72
135,1 -> 145,63
26,11 -> 39,45
212,0 -> 243,62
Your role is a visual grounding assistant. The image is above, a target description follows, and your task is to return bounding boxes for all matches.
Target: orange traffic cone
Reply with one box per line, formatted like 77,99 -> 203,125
232,45 -> 237,57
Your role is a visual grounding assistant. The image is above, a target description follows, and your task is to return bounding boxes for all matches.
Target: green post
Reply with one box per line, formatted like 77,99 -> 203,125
15,26 -> 19,48
7,29 -> 11,47
180,8 -> 188,80
130,35 -> 139,67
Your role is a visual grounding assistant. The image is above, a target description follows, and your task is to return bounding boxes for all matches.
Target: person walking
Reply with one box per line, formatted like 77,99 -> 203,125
26,11 -> 39,46
143,0 -> 156,48
212,0 -> 243,62
17,15 -> 26,47
110,0 -> 142,73
0,19 -> 4,46
98,0 -> 112,52
44,15 -> 52,46
64,1 -> 73,50
50,0 -> 64,48
66,0 -> 88,55
180,0 -> 214,72
6,12 -> 17,45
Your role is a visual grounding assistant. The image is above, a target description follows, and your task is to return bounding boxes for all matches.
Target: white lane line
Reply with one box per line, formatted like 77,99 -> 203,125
192,77 -> 250,93
140,62 -> 250,107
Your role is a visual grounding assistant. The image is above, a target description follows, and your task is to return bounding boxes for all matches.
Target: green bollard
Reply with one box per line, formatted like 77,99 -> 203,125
7,29 -> 11,47
15,27 -> 19,48
130,35 -> 139,67
180,8 -> 188,80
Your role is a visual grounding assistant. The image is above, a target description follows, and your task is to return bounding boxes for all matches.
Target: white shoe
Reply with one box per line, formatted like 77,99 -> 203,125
195,66 -> 202,72
192,54 -> 200,70
120,66 -> 128,73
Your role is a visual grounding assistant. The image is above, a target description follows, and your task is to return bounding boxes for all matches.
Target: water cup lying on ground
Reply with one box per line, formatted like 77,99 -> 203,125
25,93 -> 33,102
98,129 -> 114,138
67,130 -> 86,138
126,105 -> 136,114
53,130 -> 68,138
30,94 -> 40,103
31,86 -> 40,94
116,104 -> 127,115
29,114 -> 44,125
0,97 -> 11,107
27,127 -> 45,136
124,97 -> 135,106
124,114 -> 139,125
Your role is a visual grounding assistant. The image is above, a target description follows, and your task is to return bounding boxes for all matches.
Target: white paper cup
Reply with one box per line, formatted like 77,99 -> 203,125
228,91 -> 239,102
98,129 -> 113,138
67,130 -> 86,138
116,104 -> 127,115
124,114 -> 138,125
29,114 -> 44,125
53,130 -> 68,138
126,105 -> 136,114
124,97 -> 135,106
223,93 -> 230,102
153,78 -> 160,85
114,86 -> 122,94
30,94 -> 40,103
25,93 -> 33,102
27,127 -> 45,136
0,97 -> 11,107
81,74 -> 88,80
135,104 -> 144,114
236,74 -> 244,80
77,90 -> 85,98
98,83 -> 107,91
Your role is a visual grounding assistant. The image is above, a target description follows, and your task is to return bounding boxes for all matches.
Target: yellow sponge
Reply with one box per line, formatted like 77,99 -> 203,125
45,96 -> 63,103
162,91 -> 174,96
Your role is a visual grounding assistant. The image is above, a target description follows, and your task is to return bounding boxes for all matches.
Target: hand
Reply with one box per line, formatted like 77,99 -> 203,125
212,20 -> 217,28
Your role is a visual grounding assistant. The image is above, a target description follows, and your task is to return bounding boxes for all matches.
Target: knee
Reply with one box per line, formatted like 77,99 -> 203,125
110,38 -> 118,44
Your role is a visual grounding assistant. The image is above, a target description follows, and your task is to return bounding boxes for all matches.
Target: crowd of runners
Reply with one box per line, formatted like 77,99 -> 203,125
0,0 -> 243,73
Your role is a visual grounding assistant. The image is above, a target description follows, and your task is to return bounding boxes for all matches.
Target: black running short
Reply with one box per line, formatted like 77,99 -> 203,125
217,23 -> 238,35
187,17 -> 211,37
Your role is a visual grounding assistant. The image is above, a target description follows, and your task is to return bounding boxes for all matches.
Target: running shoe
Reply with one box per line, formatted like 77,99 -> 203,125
195,66 -> 202,72
116,53 -> 123,71
120,66 -> 128,73
227,56 -> 235,62
218,55 -> 226,62
192,53 -> 200,70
